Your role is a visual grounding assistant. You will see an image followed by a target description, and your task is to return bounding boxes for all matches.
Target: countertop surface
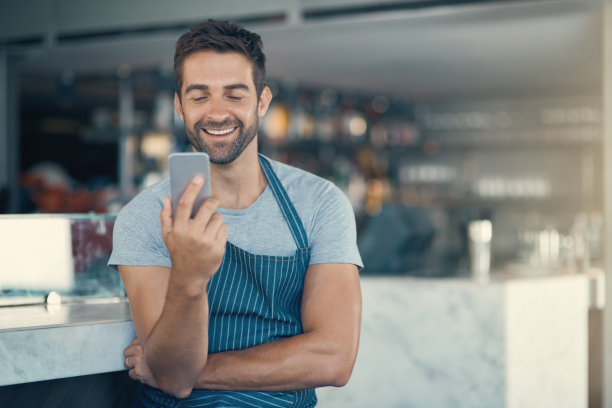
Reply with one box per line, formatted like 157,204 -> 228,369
0,300 -> 132,332
0,300 -> 136,386
0,271 -> 591,332
0,272 -> 595,389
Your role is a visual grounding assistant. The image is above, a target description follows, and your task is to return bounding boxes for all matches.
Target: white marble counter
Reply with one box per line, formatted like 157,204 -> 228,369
0,301 -> 135,386
1,273 -> 590,408
317,273 -> 589,408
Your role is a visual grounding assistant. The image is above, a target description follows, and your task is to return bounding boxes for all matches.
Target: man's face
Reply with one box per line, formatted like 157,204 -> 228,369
174,51 -> 271,164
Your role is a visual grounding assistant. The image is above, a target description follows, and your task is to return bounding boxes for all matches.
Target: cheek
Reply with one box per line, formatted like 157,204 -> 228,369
182,107 -> 204,125
234,105 -> 257,123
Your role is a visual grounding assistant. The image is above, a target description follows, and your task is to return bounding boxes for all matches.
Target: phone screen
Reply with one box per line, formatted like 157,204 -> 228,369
169,152 -> 211,218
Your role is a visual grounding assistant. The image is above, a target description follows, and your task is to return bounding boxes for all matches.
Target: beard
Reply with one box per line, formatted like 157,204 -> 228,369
186,114 -> 258,165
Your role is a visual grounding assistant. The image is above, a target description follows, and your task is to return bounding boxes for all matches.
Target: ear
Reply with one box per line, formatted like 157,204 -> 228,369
174,92 -> 185,122
257,86 -> 273,118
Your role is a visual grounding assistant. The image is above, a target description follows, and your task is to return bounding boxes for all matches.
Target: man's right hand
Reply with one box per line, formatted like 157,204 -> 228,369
160,175 -> 228,287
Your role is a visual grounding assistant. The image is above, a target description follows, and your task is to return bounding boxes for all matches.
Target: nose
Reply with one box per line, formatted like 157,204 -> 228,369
206,96 -> 230,123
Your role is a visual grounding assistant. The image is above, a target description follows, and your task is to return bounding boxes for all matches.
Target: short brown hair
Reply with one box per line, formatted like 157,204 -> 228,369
174,19 -> 266,99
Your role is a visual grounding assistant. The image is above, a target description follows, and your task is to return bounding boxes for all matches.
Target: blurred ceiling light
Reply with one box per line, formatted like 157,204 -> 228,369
293,111 -> 316,140
348,114 -> 368,137
141,131 -> 173,159
262,103 -> 290,140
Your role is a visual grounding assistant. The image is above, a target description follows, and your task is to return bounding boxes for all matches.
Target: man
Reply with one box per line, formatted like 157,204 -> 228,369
108,19 -> 362,408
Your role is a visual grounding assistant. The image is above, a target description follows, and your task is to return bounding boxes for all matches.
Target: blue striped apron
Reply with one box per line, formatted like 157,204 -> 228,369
136,155 -> 316,408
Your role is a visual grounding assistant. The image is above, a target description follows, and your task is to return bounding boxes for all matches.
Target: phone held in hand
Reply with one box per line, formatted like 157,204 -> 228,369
169,152 -> 212,218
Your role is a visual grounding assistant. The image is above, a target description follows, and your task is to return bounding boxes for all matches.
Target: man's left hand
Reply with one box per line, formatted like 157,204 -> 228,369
123,337 -> 158,388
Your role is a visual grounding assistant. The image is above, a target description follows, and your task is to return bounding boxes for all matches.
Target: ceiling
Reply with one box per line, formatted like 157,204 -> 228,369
12,0 -> 603,101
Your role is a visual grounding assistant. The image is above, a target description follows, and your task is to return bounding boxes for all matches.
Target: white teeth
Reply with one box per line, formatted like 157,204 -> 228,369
205,127 -> 235,135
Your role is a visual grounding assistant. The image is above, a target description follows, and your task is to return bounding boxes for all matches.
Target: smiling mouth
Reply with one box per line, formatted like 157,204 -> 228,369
203,127 -> 237,136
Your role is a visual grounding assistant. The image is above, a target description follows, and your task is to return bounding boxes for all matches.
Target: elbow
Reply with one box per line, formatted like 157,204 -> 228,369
317,335 -> 359,387
152,357 -> 207,399
160,383 -> 193,400
327,363 -> 354,387
156,372 -> 198,399
324,350 -> 357,388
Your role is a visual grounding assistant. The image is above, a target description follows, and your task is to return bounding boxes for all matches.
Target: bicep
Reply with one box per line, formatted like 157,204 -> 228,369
119,265 -> 171,341
301,263 -> 361,344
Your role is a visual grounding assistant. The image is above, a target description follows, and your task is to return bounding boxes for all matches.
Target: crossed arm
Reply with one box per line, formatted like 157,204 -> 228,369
121,262 -> 361,396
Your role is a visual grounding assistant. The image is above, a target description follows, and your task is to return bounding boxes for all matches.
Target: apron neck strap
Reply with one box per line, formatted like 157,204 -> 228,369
258,154 -> 309,250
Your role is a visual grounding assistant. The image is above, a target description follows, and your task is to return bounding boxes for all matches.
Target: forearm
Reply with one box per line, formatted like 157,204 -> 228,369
144,274 -> 210,398
193,264 -> 362,392
194,331 -> 355,391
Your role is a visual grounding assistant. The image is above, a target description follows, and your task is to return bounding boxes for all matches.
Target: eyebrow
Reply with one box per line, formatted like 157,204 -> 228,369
184,83 -> 250,94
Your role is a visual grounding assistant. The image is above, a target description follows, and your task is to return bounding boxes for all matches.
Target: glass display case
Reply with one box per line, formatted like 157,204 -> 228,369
0,213 -> 123,306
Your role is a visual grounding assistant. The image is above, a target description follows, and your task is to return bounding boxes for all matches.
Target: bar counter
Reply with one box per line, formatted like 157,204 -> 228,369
0,300 -> 135,386
0,272 -> 593,408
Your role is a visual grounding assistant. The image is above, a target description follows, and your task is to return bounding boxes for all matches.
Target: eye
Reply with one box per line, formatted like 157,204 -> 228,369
192,96 -> 208,102
227,95 -> 243,101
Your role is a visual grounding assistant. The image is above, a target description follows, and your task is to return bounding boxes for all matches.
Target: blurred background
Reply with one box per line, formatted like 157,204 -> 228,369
0,0 -> 604,278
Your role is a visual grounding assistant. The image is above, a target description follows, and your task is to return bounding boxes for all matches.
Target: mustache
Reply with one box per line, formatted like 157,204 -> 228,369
195,118 -> 243,130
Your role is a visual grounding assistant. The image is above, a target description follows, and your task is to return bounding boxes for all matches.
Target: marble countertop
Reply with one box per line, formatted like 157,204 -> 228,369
0,271 -> 572,333
0,271 -> 597,391
317,271 -> 590,408
0,300 -> 136,386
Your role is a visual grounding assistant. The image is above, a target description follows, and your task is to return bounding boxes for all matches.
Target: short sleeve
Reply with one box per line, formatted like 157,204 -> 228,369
107,186 -> 171,271
308,184 -> 363,269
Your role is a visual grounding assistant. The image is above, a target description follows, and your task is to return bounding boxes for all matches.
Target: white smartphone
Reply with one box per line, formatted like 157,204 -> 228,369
169,152 -> 212,218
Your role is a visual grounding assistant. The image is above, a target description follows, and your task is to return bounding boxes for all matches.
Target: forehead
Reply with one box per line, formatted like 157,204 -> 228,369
181,51 -> 255,91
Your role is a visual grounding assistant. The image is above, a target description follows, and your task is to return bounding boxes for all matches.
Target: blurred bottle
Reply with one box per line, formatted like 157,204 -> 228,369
469,220 -> 492,283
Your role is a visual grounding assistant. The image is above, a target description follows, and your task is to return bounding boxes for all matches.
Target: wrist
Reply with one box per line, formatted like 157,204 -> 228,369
168,270 -> 210,298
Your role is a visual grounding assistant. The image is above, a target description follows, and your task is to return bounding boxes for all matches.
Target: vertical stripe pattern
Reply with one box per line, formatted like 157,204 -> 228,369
139,155 -> 316,407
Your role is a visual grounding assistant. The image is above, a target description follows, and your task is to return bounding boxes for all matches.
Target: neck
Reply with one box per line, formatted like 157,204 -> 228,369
208,140 -> 267,210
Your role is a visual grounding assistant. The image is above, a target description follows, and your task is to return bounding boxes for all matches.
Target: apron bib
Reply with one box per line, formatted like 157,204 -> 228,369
138,155 -> 316,408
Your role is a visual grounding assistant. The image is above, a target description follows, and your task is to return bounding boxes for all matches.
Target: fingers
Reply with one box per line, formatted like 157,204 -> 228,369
123,344 -> 141,358
123,338 -> 144,369
216,222 -> 229,242
174,175 -> 206,228
160,197 -> 172,237
124,355 -> 138,370
204,212 -> 227,242
128,368 -> 138,381
123,338 -> 152,385
191,197 -> 220,231
125,355 -> 153,386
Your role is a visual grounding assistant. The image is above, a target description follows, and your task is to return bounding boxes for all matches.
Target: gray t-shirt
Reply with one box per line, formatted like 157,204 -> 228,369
108,157 -> 362,270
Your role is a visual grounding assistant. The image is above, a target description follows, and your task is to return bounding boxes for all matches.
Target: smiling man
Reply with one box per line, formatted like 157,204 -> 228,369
108,20 -> 362,408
